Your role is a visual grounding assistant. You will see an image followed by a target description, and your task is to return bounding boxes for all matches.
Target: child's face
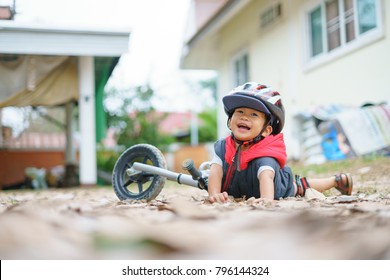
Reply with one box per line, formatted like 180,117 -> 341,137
229,107 -> 272,142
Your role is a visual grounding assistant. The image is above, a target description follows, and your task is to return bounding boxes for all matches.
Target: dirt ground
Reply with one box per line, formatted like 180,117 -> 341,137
1,157 -> 390,260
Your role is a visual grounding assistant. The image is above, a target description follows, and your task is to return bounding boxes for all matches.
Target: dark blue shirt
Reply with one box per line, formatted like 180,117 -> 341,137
211,138 -> 295,199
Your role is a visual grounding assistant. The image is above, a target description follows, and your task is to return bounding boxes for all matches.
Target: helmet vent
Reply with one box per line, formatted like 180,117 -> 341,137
256,85 -> 267,90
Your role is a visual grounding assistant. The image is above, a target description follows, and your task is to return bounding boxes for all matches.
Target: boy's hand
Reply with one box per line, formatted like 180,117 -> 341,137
208,192 -> 229,203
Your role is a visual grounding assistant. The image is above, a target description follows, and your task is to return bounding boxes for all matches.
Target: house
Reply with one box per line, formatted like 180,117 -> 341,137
181,0 -> 390,159
0,16 -> 130,187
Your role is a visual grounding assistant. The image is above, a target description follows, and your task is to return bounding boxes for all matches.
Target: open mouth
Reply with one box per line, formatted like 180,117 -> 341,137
237,123 -> 250,130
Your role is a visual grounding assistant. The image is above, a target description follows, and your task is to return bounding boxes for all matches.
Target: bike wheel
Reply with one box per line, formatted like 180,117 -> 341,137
112,144 -> 167,201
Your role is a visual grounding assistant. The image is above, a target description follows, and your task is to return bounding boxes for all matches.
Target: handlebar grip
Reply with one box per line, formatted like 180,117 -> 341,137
182,159 -> 202,180
182,159 -> 207,189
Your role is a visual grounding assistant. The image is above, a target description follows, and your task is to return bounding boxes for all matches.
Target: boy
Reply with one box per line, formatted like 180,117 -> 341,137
208,82 -> 353,203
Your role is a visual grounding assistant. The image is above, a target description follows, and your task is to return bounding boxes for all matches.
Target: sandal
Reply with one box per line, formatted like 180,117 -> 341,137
295,175 -> 310,197
335,173 -> 353,195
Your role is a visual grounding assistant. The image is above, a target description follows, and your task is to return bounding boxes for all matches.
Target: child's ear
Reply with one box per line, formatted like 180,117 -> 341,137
262,125 -> 273,137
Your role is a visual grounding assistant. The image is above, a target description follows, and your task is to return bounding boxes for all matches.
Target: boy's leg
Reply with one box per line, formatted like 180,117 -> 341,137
306,177 -> 336,193
306,174 -> 353,195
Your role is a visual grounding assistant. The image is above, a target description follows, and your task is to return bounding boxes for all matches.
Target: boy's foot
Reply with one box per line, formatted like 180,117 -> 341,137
335,173 -> 353,195
295,175 -> 310,197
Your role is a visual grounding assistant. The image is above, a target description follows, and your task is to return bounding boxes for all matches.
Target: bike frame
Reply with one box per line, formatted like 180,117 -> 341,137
128,162 -> 210,189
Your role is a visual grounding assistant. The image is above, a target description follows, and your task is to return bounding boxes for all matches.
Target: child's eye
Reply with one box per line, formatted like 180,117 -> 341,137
251,113 -> 258,117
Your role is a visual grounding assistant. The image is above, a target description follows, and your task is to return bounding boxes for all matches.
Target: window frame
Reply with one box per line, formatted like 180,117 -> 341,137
260,2 -> 283,30
231,50 -> 250,87
304,0 -> 384,71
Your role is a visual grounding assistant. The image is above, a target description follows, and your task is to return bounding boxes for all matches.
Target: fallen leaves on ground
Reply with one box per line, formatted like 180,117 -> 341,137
1,182 -> 390,260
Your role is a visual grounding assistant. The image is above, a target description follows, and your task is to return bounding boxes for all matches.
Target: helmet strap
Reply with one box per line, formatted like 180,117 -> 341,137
230,117 -> 272,172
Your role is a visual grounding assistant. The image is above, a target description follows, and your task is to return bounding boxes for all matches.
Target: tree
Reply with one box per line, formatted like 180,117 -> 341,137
198,108 -> 217,142
105,84 -> 174,151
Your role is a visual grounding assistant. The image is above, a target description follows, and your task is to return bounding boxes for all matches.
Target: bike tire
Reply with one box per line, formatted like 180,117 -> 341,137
112,144 -> 167,201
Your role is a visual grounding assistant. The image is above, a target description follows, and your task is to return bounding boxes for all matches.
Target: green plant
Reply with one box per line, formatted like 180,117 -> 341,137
97,148 -> 121,172
198,109 -> 217,143
105,84 -> 175,152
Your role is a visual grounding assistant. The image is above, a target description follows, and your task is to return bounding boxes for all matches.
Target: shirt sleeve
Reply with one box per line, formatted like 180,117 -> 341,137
211,139 -> 225,167
210,151 -> 222,166
255,157 -> 279,178
257,165 -> 275,178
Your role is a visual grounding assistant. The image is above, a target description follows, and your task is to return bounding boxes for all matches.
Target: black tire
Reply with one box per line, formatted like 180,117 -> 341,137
112,144 -> 167,201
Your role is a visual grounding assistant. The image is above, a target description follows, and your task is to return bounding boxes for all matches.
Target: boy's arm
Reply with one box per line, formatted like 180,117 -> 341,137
258,169 -> 275,200
207,164 -> 228,203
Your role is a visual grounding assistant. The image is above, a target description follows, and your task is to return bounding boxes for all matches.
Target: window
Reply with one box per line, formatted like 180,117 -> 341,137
310,7 -> 323,56
326,0 -> 341,51
344,0 -> 356,42
357,0 -> 377,33
307,0 -> 380,59
260,3 -> 282,29
233,53 -> 249,86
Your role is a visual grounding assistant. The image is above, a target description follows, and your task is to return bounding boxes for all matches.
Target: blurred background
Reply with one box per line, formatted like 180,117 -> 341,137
0,0 -> 389,190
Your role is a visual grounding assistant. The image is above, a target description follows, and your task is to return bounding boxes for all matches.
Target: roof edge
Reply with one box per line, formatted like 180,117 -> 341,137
0,20 -> 131,36
185,0 -> 251,48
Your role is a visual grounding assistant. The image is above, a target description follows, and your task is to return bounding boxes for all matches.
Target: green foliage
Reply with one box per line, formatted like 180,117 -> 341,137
100,78 -> 218,173
97,147 -> 120,172
171,109 -> 217,144
105,84 -> 174,152
175,76 -> 218,144
198,109 -> 217,143
116,109 -> 174,150
198,77 -> 217,143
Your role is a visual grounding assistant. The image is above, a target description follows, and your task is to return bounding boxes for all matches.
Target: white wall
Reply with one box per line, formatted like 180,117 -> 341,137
214,0 -> 390,158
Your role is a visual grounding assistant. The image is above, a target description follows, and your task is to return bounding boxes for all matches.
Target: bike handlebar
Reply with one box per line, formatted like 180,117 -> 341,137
182,159 -> 208,190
